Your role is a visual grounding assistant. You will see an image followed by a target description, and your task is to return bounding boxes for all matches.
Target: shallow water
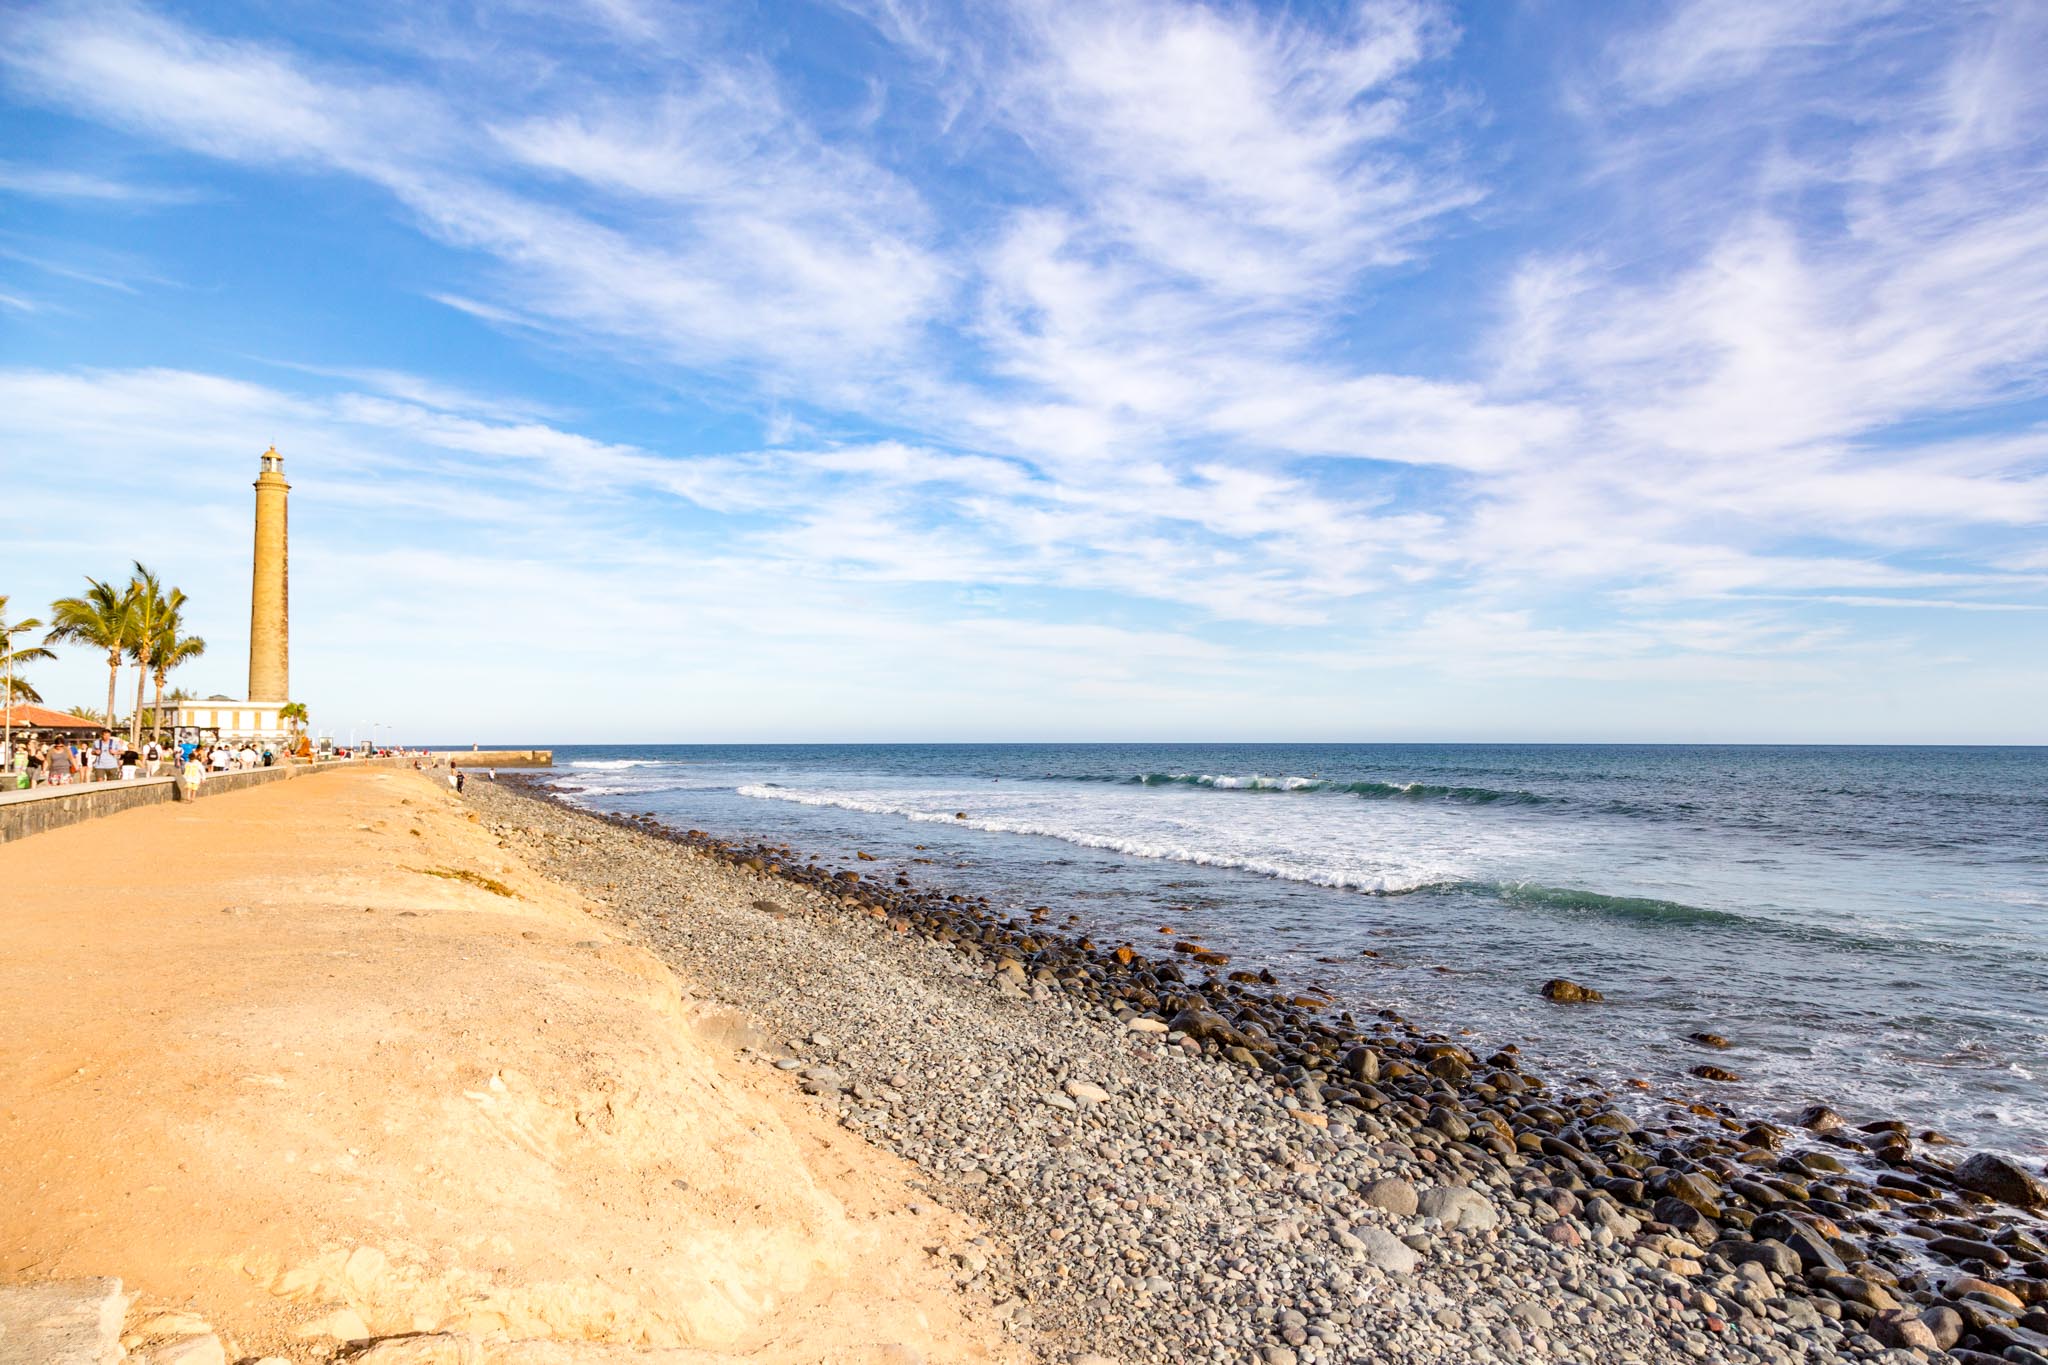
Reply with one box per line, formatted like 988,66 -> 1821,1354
533,743 -> 2048,1153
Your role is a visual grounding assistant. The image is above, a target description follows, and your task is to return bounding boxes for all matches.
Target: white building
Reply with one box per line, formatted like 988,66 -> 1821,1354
165,696 -> 291,745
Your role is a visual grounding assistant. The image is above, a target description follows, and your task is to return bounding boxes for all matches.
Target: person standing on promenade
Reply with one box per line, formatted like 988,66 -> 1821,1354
93,745 -> 119,783
210,744 -> 230,775
45,743 -> 73,786
143,739 -> 161,776
119,743 -> 140,781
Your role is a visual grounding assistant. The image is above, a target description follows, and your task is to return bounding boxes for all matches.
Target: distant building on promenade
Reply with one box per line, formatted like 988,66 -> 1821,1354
164,447 -> 295,745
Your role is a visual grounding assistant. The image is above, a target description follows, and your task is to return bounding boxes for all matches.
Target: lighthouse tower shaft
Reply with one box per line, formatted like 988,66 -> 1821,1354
248,447 -> 290,702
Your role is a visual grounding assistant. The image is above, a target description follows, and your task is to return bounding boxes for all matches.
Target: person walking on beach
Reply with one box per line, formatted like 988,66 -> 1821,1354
181,751 -> 204,788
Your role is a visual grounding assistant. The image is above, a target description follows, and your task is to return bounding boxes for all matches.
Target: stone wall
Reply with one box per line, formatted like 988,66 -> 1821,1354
0,757 -> 416,843
0,777 -> 179,845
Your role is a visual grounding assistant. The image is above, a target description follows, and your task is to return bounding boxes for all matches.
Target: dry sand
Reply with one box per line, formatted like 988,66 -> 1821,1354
0,766 -> 1025,1364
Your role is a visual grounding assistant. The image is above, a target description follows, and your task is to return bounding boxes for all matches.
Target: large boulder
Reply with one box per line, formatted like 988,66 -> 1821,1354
1955,1152 -> 2048,1209
1361,1177 -> 1419,1217
1751,1213 -> 1847,1272
1540,978 -> 1603,1003
1349,1225 -> 1418,1275
1418,1184 -> 1499,1232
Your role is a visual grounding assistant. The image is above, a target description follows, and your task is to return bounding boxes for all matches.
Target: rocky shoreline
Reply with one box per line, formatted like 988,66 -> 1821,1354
468,775 -> 2048,1365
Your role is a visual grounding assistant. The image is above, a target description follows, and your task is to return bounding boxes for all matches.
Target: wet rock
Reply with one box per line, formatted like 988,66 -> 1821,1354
1929,1235 -> 2011,1268
1796,1104 -> 1845,1132
1687,1031 -> 1731,1049
1690,1064 -> 1741,1082
1539,978 -> 1603,1003
1956,1152 -> 2048,1209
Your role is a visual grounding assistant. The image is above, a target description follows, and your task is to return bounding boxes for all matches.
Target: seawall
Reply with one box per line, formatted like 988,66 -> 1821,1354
0,757 -> 412,845
432,749 -> 553,768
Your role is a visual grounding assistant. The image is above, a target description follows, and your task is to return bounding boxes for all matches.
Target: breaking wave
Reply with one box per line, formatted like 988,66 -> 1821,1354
733,784 -> 1453,894
1093,772 -> 1553,805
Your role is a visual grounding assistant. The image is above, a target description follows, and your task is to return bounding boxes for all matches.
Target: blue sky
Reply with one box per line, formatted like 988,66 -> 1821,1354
3,0 -> 2045,743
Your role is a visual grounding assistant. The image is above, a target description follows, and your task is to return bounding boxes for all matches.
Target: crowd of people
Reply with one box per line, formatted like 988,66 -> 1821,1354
3,732 -> 281,789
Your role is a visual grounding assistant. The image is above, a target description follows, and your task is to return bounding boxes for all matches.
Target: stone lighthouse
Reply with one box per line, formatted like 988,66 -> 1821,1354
247,445 -> 290,701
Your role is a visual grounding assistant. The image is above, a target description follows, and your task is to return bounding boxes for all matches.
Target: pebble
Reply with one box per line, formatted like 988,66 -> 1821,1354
464,778 -> 2048,1365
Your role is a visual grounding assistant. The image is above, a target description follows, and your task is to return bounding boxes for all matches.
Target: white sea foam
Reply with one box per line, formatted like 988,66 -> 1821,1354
733,783 -> 1449,894
570,758 -> 669,769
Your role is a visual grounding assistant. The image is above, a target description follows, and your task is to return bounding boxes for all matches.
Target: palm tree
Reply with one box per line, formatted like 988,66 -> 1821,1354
48,577 -> 136,735
67,704 -> 107,723
148,607 -> 207,744
122,564 -> 173,749
279,700 -> 308,740
2,595 -> 57,761
1,595 -> 56,704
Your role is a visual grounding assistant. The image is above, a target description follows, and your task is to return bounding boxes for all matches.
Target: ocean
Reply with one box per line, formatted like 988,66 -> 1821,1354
532,742 -> 2047,1154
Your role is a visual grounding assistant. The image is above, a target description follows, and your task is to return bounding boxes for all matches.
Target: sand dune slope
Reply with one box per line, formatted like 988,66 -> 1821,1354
0,768 -> 1019,1364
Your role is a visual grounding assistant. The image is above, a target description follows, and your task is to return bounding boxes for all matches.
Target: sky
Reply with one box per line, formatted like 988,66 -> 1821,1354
2,0 -> 2046,744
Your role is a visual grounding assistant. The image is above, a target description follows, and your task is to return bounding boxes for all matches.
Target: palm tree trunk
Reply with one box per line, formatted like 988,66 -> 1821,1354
153,670 -> 166,745
130,650 -> 148,749
104,650 -> 119,737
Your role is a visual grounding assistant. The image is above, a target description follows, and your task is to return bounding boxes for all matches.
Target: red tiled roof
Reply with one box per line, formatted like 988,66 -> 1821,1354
0,704 -> 109,731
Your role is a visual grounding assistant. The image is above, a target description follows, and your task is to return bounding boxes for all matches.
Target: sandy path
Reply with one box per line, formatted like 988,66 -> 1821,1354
0,767 -> 1024,1364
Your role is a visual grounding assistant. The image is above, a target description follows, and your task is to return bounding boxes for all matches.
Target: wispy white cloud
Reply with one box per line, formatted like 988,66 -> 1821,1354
3,0 -> 2046,737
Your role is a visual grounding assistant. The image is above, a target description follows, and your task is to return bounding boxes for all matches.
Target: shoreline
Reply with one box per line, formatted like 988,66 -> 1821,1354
482,771 -> 2048,1364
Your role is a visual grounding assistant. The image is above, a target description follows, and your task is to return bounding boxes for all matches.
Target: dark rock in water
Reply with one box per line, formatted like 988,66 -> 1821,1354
1955,1152 -> 2048,1210
1688,1031 -> 1732,1049
1929,1234 -> 2011,1268
1797,1104 -> 1845,1132
1540,978 -> 1602,1003
1691,1064 -> 1741,1082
